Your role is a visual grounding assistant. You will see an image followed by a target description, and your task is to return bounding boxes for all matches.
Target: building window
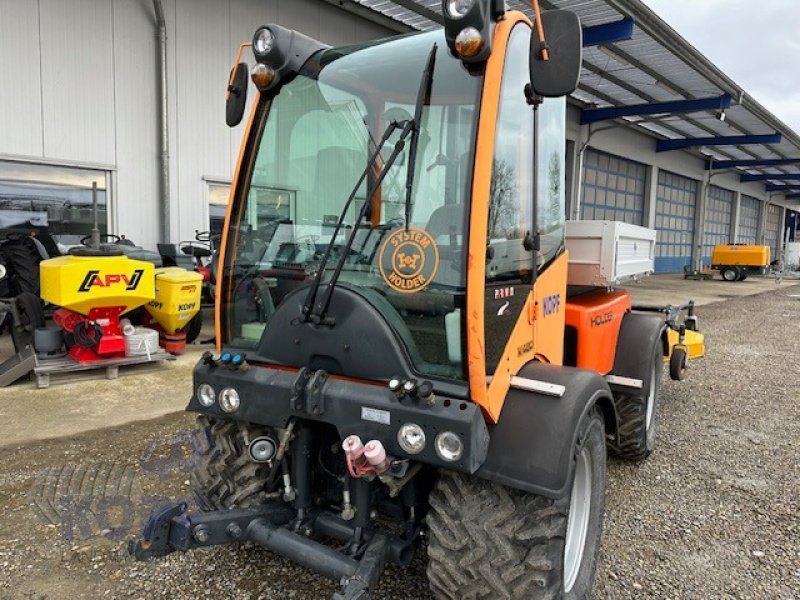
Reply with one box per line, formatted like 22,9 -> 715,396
0,161 -> 109,248
208,181 -> 294,237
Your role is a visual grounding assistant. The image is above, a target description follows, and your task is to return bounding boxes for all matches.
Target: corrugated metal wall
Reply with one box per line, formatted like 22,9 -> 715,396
0,0 -> 392,249
702,185 -> 734,263
654,170 -> 696,273
580,149 -> 646,225
737,195 -> 760,244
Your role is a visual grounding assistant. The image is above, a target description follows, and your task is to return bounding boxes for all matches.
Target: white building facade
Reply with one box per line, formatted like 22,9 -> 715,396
0,0 -> 796,269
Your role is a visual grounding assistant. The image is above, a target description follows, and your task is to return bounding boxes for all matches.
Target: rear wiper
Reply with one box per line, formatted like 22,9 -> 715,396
305,43 -> 438,325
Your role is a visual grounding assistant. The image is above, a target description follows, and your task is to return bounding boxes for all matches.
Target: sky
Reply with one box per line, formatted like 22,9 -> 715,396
641,0 -> 800,134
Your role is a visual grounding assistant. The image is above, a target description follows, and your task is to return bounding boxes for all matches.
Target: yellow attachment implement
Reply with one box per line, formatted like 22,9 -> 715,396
666,328 -> 705,360
145,267 -> 203,334
40,255 -> 155,316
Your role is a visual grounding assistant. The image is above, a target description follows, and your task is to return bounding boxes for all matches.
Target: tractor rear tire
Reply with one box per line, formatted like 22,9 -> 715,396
2,237 -> 42,295
608,343 -> 662,461
191,415 -> 273,510
737,270 -> 748,281
426,406 -> 606,600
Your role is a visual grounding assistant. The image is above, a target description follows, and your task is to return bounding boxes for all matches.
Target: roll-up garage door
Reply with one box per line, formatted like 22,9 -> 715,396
737,195 -> 760,244
702,185 -> 734,264
763,204 -> 783,257
581,149 -> 646,225
655,170 -> 697,273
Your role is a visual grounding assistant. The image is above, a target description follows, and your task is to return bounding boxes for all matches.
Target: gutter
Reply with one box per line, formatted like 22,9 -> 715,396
153,0 -> 171,242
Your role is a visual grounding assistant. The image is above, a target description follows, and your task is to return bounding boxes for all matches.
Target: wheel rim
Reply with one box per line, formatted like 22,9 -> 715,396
564,446 -> 592,593
645,366 -> 656,431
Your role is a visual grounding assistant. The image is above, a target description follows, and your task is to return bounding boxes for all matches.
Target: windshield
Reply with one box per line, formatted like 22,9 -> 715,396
221,30 -> 482,381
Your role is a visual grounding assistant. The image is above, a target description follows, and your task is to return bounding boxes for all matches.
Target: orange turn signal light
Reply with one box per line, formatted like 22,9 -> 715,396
454,26 -> 484,58
251,63 -> 276,88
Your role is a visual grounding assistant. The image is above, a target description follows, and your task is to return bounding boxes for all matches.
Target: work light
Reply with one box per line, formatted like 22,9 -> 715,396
197,383 -> 215,407
435,431 -> 464,462
218,387 -> 241,412
397,423 -> 426,455
446,0 -> 474,18
253,27 -> 275,56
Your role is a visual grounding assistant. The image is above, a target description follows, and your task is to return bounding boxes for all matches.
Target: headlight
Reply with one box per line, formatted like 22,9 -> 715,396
446,0 -> 473,18
197,384 -> 216,407
434,431 -> 463,462
218,387 -> 241,412
454,27 -> 484,58
253,27 -> 275,56
397,423 -> 426,455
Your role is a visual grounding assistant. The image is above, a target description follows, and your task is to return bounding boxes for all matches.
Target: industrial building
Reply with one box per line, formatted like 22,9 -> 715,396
0,0 -> 798,272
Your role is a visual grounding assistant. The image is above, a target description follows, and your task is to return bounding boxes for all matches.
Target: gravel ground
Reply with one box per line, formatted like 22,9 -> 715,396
0,285 -> 798,599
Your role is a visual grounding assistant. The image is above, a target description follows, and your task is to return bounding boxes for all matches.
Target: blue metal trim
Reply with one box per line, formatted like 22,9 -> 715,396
741,173 -> 800,182
582,17 -> 634,47
581,95 -> 731,125
654,257 -> 691,273
766,183 -> 800,192
706,158 -> 800,170
786,193 -> 800,200
657,133 -> 782,152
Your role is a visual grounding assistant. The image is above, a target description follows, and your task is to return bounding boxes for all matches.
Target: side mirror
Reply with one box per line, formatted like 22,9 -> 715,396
226,62 -> 248,127
529,10 -> 582,98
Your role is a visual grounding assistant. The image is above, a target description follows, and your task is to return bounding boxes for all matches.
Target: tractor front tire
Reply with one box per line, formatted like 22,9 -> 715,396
608,344 -> 663,461
426,407 -> 606,600
191,415 -> 272,510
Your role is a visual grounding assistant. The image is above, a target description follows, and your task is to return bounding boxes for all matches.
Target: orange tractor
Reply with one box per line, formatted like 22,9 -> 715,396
130,3 -> 702,598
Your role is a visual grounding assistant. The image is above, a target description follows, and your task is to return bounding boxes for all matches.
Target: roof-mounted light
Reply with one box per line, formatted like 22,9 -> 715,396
446,0 -> 474,18
249,24 -> 330,93
441,0 -> 503,64
253,27 -> 275,56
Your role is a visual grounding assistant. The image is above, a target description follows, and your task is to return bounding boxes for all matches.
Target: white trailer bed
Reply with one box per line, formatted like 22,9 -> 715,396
564,220 -> 656,287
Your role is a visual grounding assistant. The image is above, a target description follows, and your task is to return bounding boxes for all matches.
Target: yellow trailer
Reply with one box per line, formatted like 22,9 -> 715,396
711,244 -> 771,281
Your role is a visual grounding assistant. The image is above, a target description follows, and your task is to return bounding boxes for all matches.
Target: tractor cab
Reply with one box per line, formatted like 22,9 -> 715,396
217,14 -> 576,407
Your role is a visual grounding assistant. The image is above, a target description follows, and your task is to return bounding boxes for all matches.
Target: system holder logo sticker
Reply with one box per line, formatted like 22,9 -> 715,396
378,226 -> 439,294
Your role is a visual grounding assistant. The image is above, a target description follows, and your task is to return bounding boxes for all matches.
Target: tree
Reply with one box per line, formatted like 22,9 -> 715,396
489,158 -> 518,239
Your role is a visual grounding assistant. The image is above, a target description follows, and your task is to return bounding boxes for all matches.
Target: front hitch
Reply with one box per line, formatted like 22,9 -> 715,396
129,501 -> 413,600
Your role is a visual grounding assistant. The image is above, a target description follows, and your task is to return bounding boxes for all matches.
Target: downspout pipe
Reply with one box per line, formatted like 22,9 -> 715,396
153,0 -> 170,242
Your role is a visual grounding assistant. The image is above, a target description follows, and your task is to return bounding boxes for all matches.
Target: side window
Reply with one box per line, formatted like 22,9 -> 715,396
484,25 -> 534,374
537,97 -> 566,264
486,26 -> 534,284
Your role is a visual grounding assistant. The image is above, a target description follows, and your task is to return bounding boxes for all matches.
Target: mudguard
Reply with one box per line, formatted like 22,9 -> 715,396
475,361 -> 613,499
608,311 -> 667,395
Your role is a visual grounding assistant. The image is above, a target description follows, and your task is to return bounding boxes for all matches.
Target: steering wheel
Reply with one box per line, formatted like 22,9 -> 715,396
80,233 -> 121,245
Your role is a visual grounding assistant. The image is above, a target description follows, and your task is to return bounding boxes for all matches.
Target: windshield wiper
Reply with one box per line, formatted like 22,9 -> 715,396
404,43 -> 437,229
301,118 -> 408,322
304,43 -> 438,325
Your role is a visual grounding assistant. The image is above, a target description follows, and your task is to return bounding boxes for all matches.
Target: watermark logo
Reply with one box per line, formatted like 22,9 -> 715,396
28,428 -> 207,544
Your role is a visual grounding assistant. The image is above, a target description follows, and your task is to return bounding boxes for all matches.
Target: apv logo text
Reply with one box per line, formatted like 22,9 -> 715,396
78,269 -> 145,293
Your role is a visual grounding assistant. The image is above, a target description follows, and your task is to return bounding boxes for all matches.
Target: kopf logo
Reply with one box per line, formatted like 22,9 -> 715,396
542,294 -> 561,317
78,269 -> 145,292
